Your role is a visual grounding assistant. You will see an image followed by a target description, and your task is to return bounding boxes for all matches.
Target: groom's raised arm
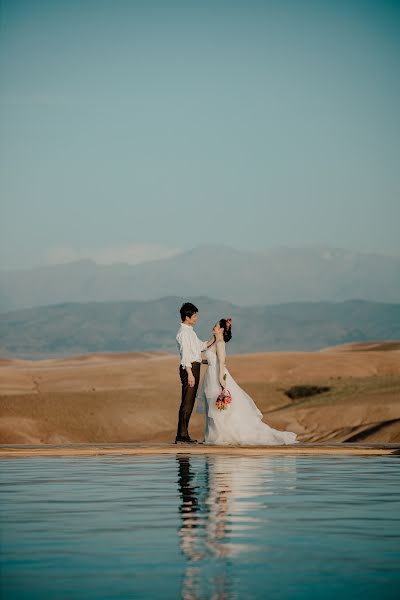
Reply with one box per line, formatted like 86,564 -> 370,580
200,339 -> 208,351
199,335 -> 215,351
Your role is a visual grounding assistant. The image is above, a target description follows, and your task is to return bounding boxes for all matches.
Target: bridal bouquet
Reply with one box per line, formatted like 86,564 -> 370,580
216,388 -> 232,410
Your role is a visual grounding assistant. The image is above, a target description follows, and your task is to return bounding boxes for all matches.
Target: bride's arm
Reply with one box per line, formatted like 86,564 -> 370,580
216,340 -> 226,388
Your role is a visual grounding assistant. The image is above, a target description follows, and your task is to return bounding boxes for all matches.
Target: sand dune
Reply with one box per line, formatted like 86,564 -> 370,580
320,341 -> 400,352
1,343 -> 399,444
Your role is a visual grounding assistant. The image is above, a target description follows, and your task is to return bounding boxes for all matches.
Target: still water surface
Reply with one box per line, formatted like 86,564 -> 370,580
1,455 -> 399,599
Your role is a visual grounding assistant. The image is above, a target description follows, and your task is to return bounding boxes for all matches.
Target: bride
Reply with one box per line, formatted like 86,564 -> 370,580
196,318 -> 298,445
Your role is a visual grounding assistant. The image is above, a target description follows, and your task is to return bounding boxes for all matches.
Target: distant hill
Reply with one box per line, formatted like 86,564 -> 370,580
0,296 -> 399,359
0,244 -> 399,312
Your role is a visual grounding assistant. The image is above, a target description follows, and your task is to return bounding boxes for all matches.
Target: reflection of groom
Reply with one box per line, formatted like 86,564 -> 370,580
175,302 -> 215,444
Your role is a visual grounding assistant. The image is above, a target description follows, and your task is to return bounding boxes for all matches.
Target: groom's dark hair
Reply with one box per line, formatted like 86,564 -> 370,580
180,302 -> 199,322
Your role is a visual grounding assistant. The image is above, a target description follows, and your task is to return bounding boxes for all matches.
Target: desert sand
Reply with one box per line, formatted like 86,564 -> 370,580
0,342 -> 399,445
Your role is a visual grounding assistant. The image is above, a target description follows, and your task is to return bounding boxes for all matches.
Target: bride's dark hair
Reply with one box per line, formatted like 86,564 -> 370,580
219,318 -> 232,343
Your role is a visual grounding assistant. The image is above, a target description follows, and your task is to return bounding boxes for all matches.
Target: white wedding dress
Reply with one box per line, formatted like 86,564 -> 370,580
196,344 -> 297,445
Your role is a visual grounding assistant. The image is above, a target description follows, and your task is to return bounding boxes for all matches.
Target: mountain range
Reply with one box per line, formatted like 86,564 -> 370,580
1,244 -> 399,312
1,296 -> 399,359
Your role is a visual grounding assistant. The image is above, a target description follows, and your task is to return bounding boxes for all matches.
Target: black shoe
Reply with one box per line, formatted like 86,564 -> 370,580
186,437 -> 198,444
175,436 -> 198,444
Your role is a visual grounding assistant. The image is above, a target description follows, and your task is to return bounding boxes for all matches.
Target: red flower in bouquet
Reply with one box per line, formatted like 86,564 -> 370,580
216,388 -> 232,410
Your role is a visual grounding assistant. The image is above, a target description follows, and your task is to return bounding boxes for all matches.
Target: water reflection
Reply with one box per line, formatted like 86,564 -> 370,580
177,456 -> 203,562
1,456 -> 399,599
177,456 -> 298,600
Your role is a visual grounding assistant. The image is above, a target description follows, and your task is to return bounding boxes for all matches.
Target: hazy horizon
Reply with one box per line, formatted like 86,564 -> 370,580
1,0 -> 399,270
1,241 -> 400,273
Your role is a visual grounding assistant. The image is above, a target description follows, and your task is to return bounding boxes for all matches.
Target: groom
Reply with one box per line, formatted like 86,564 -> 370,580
175,302 -> 215,444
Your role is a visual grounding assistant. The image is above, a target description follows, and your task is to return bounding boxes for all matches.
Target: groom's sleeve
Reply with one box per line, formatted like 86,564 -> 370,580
177,330 -> 192,368
199,338 -> 208,351
195,332 -> 208,352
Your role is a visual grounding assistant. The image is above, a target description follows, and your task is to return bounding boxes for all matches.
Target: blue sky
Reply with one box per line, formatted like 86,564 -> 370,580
1,0 -> 399,269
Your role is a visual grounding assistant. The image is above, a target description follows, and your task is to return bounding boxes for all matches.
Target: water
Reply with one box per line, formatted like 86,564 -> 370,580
1,455 -> 399,599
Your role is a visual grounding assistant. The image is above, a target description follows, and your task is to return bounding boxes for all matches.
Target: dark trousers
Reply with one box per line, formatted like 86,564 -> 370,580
177,362 -> 201,438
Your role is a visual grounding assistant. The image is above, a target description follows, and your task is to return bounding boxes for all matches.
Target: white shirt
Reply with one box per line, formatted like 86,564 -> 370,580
176,323 -> 208,368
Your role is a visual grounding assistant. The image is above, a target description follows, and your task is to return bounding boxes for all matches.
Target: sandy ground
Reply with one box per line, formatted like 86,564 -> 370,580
0,342 -> 399,445
1,443 -> 399,458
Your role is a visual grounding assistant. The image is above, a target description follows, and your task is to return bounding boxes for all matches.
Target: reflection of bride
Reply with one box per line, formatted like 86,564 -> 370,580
196,319 -> 297,445
205,456 -> 297,557
177,455 -> 297,599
